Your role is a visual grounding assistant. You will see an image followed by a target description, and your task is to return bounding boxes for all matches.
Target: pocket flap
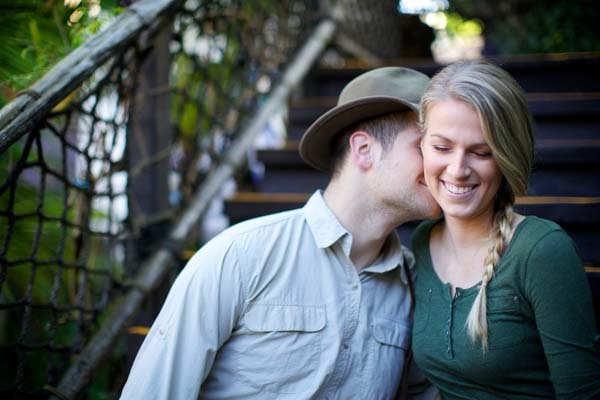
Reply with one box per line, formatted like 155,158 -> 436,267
245,304 -> 326,332
372,316 -> 410,349
488,295 -> 520,314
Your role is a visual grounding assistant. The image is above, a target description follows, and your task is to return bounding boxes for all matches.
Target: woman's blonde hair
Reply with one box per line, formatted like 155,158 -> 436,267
420,60 -> 535,349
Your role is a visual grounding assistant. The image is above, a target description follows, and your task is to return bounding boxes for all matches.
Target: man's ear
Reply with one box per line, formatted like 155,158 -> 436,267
348,131 -> 375,170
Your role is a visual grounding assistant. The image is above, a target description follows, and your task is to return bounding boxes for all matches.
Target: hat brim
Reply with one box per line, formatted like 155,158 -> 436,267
299,96 -> 419,172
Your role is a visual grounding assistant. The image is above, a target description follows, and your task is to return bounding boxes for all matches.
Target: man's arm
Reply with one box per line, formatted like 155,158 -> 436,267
406,358 -> 439,400
120,235 -> 245,399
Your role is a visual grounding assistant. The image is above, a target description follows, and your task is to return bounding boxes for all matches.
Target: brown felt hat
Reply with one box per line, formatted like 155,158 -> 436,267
299,67 -> 430,172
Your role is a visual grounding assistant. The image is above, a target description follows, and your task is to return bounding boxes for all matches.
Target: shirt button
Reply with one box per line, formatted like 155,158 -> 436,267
343,343 -> 349,350
352,284 -> 359,290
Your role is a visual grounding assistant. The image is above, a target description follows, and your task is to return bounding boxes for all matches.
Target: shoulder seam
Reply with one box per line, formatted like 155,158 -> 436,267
521,226 -> 567,296
222,208 -> 304,238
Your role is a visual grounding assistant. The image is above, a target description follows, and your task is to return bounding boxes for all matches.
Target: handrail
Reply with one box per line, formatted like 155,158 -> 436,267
48,18 -> 337,400
0,0 -> 182,154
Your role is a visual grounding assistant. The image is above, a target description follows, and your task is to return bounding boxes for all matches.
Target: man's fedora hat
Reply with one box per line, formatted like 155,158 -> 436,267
299,67 -> 430,172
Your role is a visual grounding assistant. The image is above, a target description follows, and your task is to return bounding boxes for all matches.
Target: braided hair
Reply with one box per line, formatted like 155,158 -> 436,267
420,60 -> 534,349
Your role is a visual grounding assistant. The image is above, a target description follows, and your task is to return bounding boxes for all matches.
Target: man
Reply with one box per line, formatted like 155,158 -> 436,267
121,67 -> 440,399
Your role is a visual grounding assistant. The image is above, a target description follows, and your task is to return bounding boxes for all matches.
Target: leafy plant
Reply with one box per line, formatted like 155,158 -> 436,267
0,0 -> 122,108
448,0 -> 600,54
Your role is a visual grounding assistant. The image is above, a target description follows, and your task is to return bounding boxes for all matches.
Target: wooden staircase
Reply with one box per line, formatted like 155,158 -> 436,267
224,54 -> 600,326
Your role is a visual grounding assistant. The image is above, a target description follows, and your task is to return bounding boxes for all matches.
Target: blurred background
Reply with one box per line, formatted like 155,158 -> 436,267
1,0 -> 599,398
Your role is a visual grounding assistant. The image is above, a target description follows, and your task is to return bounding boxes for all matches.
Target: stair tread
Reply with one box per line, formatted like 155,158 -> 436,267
255,139 -> 600,168
226,192 -> 600,205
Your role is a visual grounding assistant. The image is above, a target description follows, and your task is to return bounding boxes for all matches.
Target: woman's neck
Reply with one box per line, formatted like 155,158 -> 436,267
443,211 -> 495,248
430,211 -> 496,291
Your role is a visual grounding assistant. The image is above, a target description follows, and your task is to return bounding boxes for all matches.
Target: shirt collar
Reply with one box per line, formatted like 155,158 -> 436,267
304,190 -> 349,249
364,232 -> 411,282
304,191 -> 411,282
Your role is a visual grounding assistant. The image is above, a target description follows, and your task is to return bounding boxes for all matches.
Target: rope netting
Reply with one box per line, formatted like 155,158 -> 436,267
0,0 -> 315,397
332,0 -> 433,59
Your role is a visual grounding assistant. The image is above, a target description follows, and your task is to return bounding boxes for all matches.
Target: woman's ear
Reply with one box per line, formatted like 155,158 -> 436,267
348,131 -> 375,170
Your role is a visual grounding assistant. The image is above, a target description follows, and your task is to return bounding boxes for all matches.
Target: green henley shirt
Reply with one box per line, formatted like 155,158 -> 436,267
412,216 -> 600,399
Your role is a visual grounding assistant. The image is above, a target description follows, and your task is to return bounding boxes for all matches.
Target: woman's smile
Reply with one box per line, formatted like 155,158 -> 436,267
422,98 -> 503,222
441,181 -> 477,196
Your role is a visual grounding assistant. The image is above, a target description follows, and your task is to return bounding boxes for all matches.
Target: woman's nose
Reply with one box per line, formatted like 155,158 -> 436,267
447,152 -> 471,179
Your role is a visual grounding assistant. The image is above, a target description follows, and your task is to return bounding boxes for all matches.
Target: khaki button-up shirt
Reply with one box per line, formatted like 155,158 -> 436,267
121,191 -> 416,399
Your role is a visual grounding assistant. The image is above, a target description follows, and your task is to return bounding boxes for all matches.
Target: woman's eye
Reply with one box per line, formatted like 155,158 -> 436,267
473,151 -> 492,157
433,145 -> 449,151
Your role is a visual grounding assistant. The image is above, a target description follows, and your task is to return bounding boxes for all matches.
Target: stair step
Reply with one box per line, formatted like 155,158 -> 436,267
251,165 -> 600,197
258,139 -> 600,167
252,141 -> 600,196
287,95 -> 600,142
223,193 -> 600,264
290,93 -> 600,117
302,54 -> 600,96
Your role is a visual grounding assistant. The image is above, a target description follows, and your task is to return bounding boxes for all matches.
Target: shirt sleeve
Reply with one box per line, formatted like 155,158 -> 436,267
405,244 -> 439,400
406,358 -> 439,400
120,234 -> 245,400
524,229 -> 600,400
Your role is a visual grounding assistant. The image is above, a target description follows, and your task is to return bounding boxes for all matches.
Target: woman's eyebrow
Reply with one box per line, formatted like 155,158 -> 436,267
428,133 -> 450,141
428,133 -> 489,148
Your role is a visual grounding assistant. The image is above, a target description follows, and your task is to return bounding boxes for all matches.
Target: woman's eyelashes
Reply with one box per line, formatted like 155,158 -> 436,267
430,143 -> 492,158
432,144 -> 450,152
472,148 -> 492,157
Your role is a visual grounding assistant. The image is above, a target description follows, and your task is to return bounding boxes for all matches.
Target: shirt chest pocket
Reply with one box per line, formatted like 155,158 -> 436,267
487,294 -> 525,349
233,304 -> 326,395
366,317 -> 410,396
372,316 -> 411,350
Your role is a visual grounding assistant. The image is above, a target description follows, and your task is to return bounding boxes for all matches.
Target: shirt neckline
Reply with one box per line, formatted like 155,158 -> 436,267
423,216 -> 533,296
304,190 -> 407,277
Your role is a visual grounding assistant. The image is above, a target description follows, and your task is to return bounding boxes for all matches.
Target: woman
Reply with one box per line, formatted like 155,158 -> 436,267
411,60 -> 600,399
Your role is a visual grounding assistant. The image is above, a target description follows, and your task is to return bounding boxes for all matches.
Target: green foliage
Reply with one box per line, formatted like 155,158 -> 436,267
171,30 -> 246,144
0,0 -> 121,108
444,12 -> 482,38
0,1 -> 71,97
0,124 -> 119,395
448,0 -> 600,54
492,1 -> 600,54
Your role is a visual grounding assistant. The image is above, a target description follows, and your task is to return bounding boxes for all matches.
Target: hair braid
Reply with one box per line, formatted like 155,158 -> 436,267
466,204 -> 514,350
420,60 -> 533,351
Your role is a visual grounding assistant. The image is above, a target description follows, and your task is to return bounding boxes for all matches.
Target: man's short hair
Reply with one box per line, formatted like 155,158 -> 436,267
329,111 -> 417,175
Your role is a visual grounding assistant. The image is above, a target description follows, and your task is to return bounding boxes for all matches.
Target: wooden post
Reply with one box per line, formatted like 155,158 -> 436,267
125,22 -> 174,371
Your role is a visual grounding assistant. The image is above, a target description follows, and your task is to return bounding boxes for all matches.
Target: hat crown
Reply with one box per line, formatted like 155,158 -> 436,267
338,67 -> 429,108
299,66 -> 430,172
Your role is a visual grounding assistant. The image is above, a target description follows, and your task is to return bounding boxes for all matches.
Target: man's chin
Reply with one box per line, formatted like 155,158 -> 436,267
417,195 -> 442,220
426,205 -> 443,220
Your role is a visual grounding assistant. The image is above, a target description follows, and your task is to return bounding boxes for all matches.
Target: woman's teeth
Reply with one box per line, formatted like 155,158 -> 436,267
444,182 -> 474,194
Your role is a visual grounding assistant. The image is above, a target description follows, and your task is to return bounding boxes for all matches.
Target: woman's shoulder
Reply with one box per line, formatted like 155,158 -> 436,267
513,216 -> 569,246
511,216 -> 581,267
521,215 -> 563,235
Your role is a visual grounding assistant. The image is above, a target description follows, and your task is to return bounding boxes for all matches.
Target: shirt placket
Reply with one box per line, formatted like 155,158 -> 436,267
324,241 -> 362,398
445,287 -> 461,359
